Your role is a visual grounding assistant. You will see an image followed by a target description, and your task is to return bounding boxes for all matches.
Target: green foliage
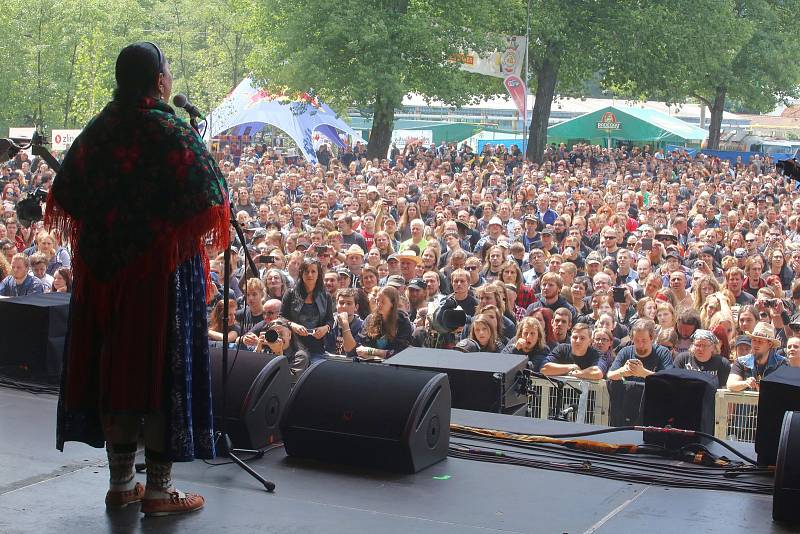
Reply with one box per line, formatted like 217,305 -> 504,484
248,0 -> 506,155
602,0 -> 800,118
0,0 -> 252,135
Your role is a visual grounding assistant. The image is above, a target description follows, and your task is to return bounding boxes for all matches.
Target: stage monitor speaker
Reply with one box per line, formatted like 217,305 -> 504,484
210,348 -> 291,450
0,292 -> 70,382
756,366 -> 800,466
641,368 -> 716,449
388,347 -> 527,413
280,360 -> 451,473
774,411 -> 800,523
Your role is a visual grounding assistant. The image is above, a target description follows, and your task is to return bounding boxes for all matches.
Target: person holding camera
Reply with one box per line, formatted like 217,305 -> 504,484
253,318 -> 309,380
280,257 -> 334,364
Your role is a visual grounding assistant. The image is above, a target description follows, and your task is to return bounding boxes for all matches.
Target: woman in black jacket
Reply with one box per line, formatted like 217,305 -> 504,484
356,286 -> 412,359
281,257 -> 334,363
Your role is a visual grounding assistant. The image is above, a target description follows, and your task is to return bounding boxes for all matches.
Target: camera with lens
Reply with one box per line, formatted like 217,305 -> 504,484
15,187 -> 49,227
263,328 -> 281,343
776,158 -> 800,182
429,295 -> 467,334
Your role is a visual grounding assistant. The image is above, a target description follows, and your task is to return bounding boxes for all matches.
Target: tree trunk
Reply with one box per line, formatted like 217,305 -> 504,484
707,86 -> 726,150
526,47 -> 561,163
367,90 -> 397,159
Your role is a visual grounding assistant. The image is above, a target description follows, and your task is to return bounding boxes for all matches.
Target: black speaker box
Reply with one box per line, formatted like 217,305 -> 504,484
641,368 -> 717,449
388,347 -> 527,413
774,412 -> 800,523
280,360 -> 451,473
756,366 -> 800,466
210,348 -> 291,450
0,292 -> 70,381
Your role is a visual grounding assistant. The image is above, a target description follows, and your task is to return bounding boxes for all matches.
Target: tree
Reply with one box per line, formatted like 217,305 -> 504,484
602,0 -> 800,149
497,1 -> 609,163
248,0 -> 503,159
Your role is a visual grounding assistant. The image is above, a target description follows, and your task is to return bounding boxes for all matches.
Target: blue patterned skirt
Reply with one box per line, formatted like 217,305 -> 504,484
57,255 -> 215,461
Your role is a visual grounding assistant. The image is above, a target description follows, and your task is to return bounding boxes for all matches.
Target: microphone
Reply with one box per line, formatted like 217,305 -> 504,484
172,94 -> 205,120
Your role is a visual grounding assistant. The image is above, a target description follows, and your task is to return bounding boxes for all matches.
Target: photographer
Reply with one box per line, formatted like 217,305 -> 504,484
253,318 -> 309,381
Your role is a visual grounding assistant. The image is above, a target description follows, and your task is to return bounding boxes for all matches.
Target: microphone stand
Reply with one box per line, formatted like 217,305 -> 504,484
188,113 -> 275,491
220,212 -> 275,491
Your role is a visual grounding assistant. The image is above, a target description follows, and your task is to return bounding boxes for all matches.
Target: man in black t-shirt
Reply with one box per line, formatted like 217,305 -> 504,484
541,323 -> 606,380
673,329 -> 730,388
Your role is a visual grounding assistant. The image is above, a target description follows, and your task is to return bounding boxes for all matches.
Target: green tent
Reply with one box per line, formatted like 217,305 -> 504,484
349,117 -> 485,144
547,105 -> 707,148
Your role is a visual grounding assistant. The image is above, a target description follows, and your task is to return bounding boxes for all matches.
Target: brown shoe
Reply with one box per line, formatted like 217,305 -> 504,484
141,490 -> 205,517
105,482 -> 145,508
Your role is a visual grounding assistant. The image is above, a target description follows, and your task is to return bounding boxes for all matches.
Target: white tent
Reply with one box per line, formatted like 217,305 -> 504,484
202,78 -> 365,163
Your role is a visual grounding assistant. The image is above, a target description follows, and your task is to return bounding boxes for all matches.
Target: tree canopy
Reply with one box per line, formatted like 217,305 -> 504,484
248,0 -> 506,158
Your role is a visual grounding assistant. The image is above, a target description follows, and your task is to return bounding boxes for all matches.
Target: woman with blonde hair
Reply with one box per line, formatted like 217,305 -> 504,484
692,275 -> 721,311
656,301 -> 676,330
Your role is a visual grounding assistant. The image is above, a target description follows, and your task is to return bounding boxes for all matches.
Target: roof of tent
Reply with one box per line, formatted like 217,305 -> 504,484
349,117 -> 485,143
202,78 -> 365,164
547,105 -> 708,144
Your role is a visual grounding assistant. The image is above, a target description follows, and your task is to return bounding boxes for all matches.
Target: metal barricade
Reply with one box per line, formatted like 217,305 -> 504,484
527,376 -> 610,425
524,378 -> 761,443
714,389 -> 760,443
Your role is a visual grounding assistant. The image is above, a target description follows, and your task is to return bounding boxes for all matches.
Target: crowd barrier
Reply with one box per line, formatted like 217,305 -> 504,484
525,376 -> 760,443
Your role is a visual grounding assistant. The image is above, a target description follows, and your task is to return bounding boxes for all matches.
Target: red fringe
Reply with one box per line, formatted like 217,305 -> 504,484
47,193 -> 230,413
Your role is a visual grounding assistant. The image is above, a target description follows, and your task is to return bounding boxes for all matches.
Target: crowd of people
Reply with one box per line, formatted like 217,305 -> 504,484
4,137 -> 800,395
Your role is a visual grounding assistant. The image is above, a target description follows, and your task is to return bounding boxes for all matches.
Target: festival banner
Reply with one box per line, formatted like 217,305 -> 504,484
503,75 -> 528,125
451,36 -> 527,79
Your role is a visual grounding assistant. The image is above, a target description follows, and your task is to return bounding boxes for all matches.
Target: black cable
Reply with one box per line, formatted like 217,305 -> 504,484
0,376 -> 59,395
451,424 -> 759,466
448,444 -> 772,494
449,437 -> 771,486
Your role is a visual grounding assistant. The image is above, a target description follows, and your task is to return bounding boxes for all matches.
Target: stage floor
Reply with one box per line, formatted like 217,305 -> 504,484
0,386 -> 792,533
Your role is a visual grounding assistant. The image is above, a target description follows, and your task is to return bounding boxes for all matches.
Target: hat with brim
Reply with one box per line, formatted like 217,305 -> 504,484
396,250 -> 422,265
455,220 -> 471,234
345,244 -> 365,258
748,322 -> 781,348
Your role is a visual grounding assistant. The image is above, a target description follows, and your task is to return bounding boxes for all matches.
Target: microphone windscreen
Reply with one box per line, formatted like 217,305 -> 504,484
172,93 -> 188,108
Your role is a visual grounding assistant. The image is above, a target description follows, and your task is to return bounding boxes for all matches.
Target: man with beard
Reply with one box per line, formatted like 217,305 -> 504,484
526,272 -> 576,321
607,319 -> 673,382
406,278 -> 429,322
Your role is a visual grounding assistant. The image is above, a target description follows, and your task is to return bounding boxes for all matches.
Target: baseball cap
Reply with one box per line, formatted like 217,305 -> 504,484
585,252 -> 602,264
386,275 -> 406,288
408,278 -> 427,290
733,248 -> 747,259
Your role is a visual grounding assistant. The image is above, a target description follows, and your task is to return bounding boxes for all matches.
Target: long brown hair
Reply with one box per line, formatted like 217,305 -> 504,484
364,286 -> 400,340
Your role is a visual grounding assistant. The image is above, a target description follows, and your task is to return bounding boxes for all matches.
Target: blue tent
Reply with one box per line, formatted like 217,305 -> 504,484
202,78 -> 365,163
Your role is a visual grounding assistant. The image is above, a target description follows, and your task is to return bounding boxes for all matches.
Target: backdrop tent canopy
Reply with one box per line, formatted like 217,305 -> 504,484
547,105 -> 708,148
202,78 -> 365,164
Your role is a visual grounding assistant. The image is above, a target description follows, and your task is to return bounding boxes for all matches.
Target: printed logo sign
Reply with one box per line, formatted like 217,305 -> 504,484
597,111 -> 621,130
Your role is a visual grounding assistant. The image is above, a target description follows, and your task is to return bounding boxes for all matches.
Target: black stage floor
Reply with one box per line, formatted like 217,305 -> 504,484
0,386 -> 792,533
